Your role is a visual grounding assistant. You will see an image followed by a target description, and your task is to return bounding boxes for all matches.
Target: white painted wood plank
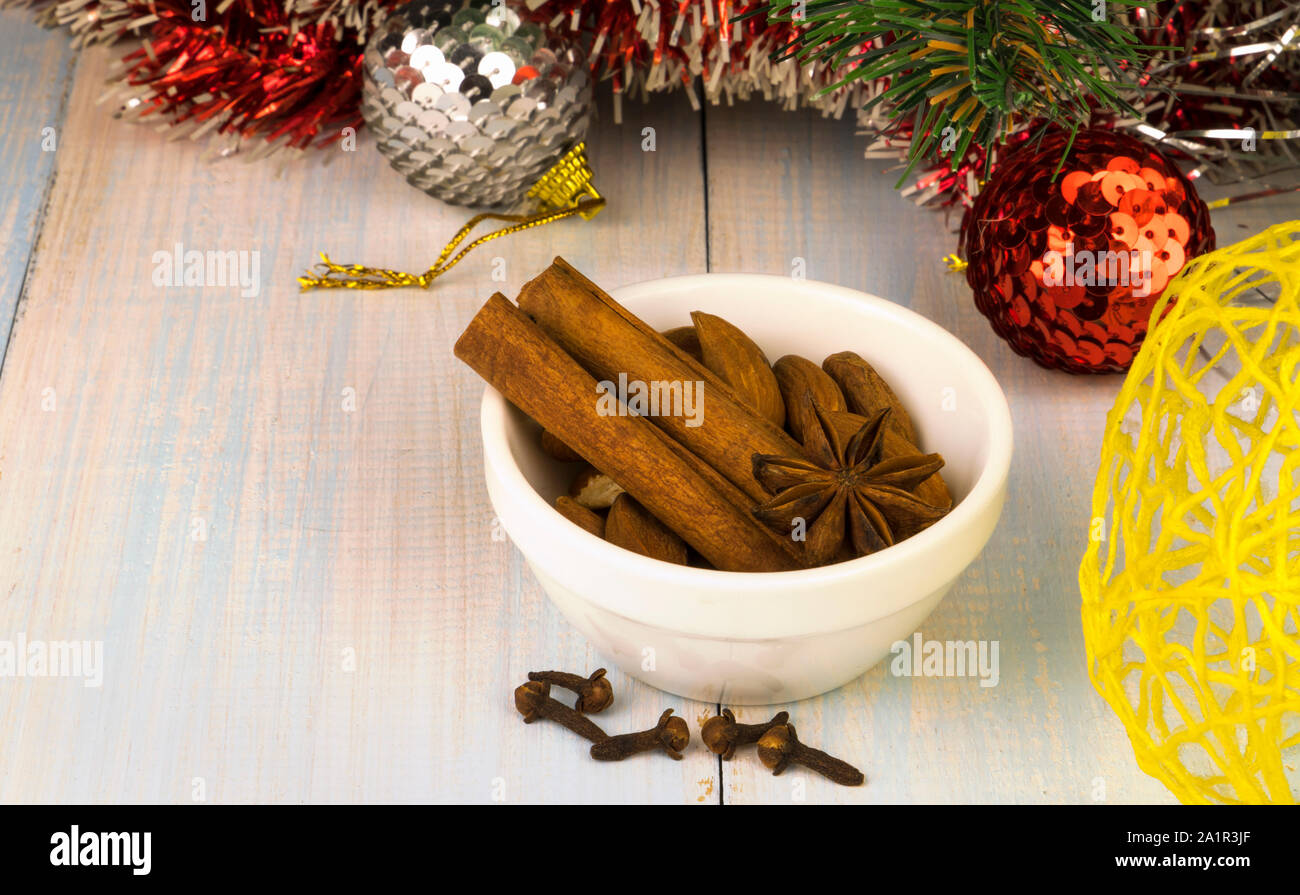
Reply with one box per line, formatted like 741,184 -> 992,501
0,45 -> 719,804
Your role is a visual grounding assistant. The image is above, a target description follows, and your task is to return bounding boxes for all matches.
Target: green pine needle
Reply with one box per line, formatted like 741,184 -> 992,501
755,0 -> 1152,181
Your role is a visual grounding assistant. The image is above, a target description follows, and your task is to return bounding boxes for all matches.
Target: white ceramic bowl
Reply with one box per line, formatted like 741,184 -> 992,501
480,274 -> 1013,704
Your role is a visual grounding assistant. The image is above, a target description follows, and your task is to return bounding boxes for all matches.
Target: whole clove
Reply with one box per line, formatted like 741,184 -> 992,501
590,709 -> 690,761
526,668 -> 614,714
756,723 -> 864,786
513,681 -> 609,743
700,709 -> 790,760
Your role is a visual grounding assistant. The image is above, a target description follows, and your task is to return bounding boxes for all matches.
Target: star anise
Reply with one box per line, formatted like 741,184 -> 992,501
751,400 -> 950,565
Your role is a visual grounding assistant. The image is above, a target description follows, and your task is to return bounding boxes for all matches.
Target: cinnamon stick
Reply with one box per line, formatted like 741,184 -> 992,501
454,294 -> 800,572
517,258 -> 809,504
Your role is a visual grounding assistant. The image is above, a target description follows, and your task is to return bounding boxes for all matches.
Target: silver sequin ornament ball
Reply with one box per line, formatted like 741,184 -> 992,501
362,0 -> 593,208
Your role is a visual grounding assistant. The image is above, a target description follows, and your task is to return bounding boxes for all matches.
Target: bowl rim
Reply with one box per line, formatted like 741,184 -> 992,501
478,273 -> 1013,622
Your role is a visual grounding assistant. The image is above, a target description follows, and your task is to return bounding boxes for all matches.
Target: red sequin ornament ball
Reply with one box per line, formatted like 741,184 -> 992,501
960,129 -> 1215,373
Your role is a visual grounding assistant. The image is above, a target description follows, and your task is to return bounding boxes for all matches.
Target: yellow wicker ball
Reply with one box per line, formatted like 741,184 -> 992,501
1080,221 -> 1300,805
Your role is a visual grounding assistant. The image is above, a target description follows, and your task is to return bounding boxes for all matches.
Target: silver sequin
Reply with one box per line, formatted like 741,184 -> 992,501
364,0 -> 592,208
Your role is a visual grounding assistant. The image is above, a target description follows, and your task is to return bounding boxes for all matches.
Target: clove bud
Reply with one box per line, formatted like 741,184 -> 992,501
590,709 -> 690,761
513,681 -> 609,743
756,723 -> 864,786
526,668 -> 614,714
701,709 -> 790,760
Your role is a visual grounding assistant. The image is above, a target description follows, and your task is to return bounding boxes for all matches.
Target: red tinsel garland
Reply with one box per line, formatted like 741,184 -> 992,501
2,0 -> 394,154
117,3 -> 358,150
521,0 -> 872,116
111,0 -> 396,151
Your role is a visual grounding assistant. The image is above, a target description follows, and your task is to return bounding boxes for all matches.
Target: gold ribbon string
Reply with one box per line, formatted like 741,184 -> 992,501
299,142 -> 604,291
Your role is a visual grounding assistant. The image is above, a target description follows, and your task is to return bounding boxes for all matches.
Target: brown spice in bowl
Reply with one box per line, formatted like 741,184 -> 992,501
456,258 -> 952,572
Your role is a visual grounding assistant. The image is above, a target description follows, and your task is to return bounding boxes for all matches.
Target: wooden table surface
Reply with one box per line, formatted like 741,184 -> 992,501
2,13 -> 1295,804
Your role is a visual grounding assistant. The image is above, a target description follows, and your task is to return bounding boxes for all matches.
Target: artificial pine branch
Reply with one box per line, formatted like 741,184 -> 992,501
761,0 -> 1153,179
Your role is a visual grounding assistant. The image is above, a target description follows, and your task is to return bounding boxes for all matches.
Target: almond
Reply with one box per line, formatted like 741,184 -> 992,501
569,466 -> 625,509
604,493 -> 688,565
662,325 -> 703,362
772,355 -> 846,443
691,311 -> 785,428
823,351 -> 918,445
555,495 -> 606,539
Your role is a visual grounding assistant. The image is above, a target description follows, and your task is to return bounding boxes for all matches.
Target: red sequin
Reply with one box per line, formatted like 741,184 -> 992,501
960,129 -> 1215,374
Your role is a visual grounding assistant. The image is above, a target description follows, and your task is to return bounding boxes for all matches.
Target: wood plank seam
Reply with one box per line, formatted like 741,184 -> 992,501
697,101 -> 727,804
700,102 -> 713,274
0,52 -> 79,380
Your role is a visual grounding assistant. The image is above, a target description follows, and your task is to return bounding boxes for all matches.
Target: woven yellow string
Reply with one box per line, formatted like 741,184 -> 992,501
298,142 -> 604,291
1080,220 -> 1300,805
